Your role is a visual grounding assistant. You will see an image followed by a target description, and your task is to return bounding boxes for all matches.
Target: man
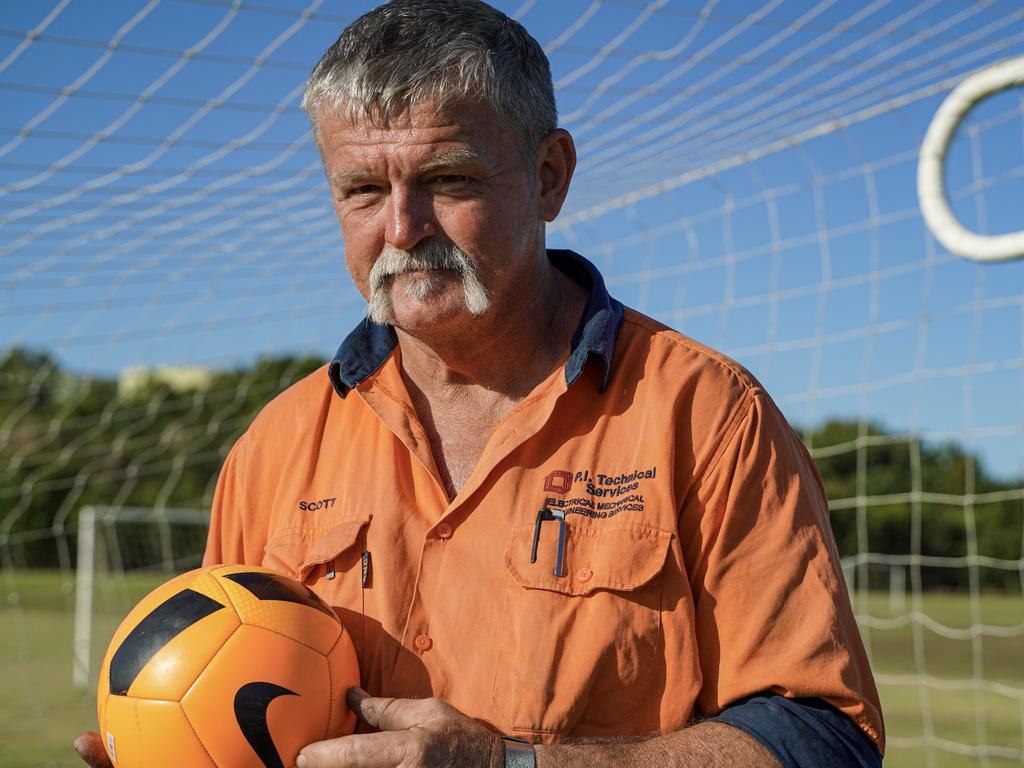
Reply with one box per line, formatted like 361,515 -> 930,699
77,1 -> 884,766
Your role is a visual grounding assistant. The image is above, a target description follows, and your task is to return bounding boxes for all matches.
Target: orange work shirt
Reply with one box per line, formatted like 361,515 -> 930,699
205,250 -> 884,751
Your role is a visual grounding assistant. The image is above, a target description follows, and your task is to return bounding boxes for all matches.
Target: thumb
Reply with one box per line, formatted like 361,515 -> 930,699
349,688 -> 443,732
73,732 -> 113,768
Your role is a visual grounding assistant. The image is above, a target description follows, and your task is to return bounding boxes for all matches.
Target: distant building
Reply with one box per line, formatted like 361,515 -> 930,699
118,365 -> 214,398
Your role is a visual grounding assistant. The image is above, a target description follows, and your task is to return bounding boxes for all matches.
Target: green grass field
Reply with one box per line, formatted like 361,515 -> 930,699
2,571 -> 1021,767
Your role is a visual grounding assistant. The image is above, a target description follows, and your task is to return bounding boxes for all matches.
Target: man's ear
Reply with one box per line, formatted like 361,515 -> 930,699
536,129 -> 577,222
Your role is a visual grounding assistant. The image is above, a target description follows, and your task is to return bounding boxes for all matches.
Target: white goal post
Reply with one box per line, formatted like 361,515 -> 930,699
72,506 -> 209,689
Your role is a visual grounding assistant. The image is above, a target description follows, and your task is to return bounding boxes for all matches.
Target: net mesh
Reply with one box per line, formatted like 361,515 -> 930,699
1,1 -> 1023,765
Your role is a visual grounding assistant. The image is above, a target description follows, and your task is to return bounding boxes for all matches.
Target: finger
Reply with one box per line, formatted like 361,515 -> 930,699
298,729 -> 419,768
73,732 -> 113,768
350,690 -> 448,732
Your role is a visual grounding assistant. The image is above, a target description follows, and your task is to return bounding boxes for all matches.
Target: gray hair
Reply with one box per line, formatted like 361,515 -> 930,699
301,0 -> 556,161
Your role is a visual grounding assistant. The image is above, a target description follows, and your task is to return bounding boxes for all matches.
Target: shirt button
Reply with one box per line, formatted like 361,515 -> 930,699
436,523 -> 453,540
576,566 -> 593,583
414,633 -> 433,652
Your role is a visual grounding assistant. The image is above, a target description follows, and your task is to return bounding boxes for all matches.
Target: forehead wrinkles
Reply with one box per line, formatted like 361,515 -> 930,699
321,100 -> 510,171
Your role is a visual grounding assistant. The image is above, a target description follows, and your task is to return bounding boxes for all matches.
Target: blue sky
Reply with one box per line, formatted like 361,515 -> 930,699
1,0 -> 1023,476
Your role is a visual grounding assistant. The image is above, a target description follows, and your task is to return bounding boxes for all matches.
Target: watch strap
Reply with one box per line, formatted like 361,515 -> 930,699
503,737 -> 536,768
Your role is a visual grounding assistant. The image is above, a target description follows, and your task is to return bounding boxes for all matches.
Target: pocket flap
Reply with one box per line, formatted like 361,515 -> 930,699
504,521 -> 673,596
263,513 -> 371,581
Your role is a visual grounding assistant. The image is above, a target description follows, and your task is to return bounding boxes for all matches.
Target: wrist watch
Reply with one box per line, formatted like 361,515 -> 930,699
503,736 -> 537,768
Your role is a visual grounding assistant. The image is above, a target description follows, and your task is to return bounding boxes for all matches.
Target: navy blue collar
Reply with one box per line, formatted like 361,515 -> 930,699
328,249 -> 624,396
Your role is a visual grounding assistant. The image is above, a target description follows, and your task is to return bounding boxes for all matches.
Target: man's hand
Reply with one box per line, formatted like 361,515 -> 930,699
73,732 -> 113,768
297,688 -> 505,768
72,690 -> 507,768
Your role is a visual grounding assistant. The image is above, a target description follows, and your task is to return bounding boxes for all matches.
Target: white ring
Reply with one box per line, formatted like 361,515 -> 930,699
917,56 -> 1024,262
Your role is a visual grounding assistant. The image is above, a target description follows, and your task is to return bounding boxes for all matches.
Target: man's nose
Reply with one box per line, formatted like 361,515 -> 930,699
384,187 -> 434,251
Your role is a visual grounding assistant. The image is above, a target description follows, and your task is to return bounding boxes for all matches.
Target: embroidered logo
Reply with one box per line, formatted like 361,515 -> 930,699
539,466 -> 657,520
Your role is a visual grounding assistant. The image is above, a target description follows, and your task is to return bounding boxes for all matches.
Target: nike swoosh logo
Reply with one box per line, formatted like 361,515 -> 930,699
233,681 -> 299,768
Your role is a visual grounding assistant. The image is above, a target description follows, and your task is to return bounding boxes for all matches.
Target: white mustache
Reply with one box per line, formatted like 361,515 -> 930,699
369,242 -> 474,292
365,242 -> 491,324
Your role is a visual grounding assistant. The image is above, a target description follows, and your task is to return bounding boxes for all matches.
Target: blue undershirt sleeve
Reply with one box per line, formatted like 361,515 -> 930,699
709,691 -> 882,767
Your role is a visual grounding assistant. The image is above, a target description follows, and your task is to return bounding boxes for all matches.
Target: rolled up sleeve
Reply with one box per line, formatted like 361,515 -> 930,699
685,391 -> 884,753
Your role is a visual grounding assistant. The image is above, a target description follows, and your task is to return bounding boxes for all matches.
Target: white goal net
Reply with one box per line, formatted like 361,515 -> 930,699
1,2 -> 1023,766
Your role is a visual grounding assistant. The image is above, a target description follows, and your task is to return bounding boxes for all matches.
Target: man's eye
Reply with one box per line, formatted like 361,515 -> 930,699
431,175 -> 472,185
345,184 -> 380,198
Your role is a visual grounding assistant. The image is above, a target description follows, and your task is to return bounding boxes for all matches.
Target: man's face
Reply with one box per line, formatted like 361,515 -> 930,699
319,98 -> 545,334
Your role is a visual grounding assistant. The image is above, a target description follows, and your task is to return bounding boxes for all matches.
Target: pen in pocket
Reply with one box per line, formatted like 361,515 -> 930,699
361,550 -> 372,588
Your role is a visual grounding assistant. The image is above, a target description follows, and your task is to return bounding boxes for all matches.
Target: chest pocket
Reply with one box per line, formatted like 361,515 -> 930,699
261,512 -> 372,584
493,520 -> 672,735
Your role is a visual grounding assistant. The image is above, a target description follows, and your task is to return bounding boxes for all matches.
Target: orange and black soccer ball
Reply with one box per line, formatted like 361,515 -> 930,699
96,564 -> 358,768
